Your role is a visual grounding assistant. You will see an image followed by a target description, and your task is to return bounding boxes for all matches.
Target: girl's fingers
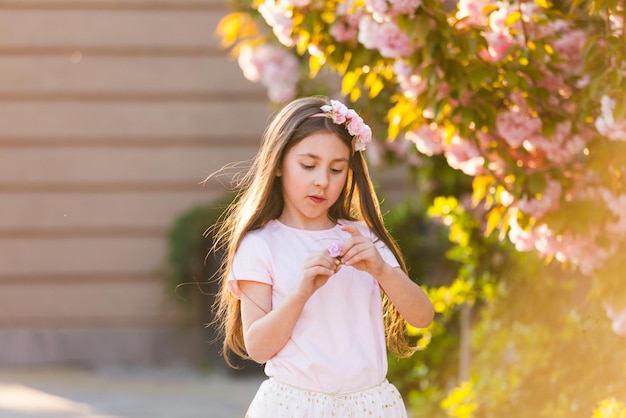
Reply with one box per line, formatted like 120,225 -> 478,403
340,225 -> 363,238
341,240 -> 372,265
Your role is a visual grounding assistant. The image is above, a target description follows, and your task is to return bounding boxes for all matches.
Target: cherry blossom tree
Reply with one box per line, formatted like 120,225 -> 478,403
216,0 -> 626,414
217,0 -> 626,336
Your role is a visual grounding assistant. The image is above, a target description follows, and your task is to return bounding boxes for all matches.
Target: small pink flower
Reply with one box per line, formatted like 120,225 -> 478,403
604,303 -> 626,337
327,241 -> 343,258
319,100 -> 373,151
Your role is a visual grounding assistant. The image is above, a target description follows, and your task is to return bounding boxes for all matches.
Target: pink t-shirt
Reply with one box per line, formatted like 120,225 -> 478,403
228,219 -> 400,393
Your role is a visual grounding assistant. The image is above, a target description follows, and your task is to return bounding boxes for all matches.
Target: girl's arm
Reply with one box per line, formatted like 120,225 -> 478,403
237,250 -> 337,364
370,266 -> 434,328
339,225 -> 435,328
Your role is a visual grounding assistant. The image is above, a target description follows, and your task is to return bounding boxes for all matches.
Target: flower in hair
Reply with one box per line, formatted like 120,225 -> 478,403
320,100 -> 373,151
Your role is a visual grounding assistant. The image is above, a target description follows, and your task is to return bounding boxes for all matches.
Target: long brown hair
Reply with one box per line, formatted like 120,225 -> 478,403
212,96 -> 417,367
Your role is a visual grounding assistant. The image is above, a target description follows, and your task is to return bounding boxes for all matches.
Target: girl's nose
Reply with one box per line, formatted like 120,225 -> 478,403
314,170 -> 329,187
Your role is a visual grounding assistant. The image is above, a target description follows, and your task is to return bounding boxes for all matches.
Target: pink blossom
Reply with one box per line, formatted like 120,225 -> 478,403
604,303 -> 626,337
517,178 -> 562,219
496,109 -> 542,148
393,60 -> 427,98
499,189 -> 514,206
365,0 -> 421,19
609,13 -> 624,33
482,31 -> 514,62
551,29 -> 586,74
376,21 -> 412,58
507,211 -> 537,252
327,241 -> 343,258
357,16 -> 379,50
552,29 -> 586,60
336,0 -> 355,15
596,96 -> 626,141
509,210 -> 615,276
281,0 -> 311,6
488,3 -> 519,33
358,16 -> 412,58
320,100 -> 372,150
347,116 -> 373,148
455,0 -> 490,28
390,0 -> 422,15
321,100 -> 349,123
444,135 -> 485,176
528,121 -> 587,166
405,124 -> 445,156
238,44 -> 299,103
364,0 -> 389,19
258,0 -> 295,47
330,13 -> 361,42
600,188 -> 626,235
536,68 -> 564,93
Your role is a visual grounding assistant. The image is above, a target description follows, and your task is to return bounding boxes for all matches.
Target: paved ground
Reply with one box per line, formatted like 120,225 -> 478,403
0,365 -> 265,418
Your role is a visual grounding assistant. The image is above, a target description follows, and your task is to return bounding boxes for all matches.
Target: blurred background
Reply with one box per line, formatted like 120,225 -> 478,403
2,0 -> 626,418
0,0 -> 272,367
0,1 -> 411,417
0,1 -> 272,417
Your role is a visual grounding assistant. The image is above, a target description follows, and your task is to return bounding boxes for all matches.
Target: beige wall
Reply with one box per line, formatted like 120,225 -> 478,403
0,0 -> 273,366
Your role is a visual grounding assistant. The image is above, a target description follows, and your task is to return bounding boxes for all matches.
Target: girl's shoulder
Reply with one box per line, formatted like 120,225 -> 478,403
239,219 -> 285,246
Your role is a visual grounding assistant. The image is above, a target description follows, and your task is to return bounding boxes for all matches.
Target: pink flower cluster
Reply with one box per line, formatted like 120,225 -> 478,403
330,13 -> 362,42
516,178 -> 562,219
357,16 -> 413,58
257,0 -> 296,47
496,108 -> 543,149
365,0 -> 421,20
596,96 -> 626,141
405,124 -> 445,156
455,0 -> 490,28
604,303 -> 626,337
320,100 -> 373,151
393,60 -> 428,99
507,214 -> 609,276
600,188 -> 626,236
444,136 -> 485,176
237,44 -> 299,103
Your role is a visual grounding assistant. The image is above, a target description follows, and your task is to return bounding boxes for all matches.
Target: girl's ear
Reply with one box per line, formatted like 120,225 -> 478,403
275,166 -> 282,177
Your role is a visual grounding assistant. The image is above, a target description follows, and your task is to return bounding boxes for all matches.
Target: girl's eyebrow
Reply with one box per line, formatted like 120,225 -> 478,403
297,152 -> 349,163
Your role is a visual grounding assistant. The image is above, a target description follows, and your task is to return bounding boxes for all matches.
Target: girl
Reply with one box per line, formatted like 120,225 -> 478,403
213,96 -> 434,417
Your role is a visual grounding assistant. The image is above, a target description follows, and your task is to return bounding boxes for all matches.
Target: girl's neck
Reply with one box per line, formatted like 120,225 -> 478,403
276,214 -> 336,231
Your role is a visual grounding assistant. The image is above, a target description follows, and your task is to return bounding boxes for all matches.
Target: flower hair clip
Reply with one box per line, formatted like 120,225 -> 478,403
315,100 -> 373,152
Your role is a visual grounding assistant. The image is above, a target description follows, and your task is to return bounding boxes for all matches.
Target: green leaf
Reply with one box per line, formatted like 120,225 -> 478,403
413,14 -> 431,45
527,171 -> 547,196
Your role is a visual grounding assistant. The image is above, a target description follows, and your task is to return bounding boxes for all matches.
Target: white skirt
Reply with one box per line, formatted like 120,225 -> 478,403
244,378 -> 408,418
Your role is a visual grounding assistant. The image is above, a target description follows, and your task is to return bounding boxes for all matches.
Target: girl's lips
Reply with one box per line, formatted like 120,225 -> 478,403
309,196 -> 325,204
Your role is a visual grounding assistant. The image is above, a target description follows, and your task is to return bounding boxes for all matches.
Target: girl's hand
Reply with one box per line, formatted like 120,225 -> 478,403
296,250 -> 339,297
339,225 -> 391,277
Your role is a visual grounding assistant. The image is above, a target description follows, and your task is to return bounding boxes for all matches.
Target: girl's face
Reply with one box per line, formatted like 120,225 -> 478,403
277,131 -> 350,230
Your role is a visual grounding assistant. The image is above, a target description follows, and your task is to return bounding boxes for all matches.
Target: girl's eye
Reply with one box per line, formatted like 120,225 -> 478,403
330,168 -> 344,174
301,164 -> 315,170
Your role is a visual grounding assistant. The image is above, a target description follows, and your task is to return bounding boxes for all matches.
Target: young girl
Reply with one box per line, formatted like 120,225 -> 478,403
213,96 -> 434,417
